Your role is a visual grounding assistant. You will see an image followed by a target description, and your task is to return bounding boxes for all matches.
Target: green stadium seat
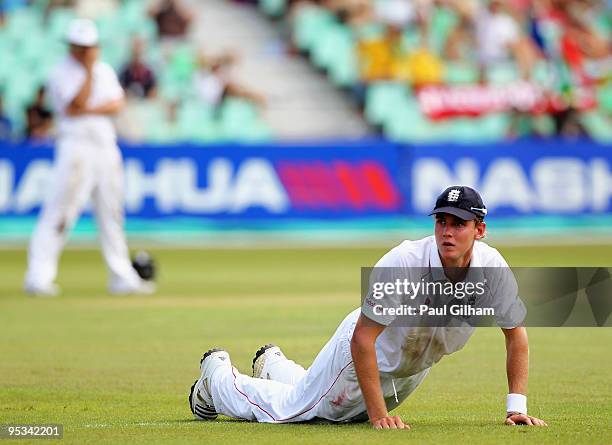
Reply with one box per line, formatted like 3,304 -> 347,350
5,7 -> 42,42
136,102 -> 179,143
354,23 -> 385,41
0,49 -> 15,90
158,71 -> 190,101
581,111 -> 612,143
117,0 -> 158,42
218,98 -> 271,141
597,85 -> 612,114
445,62 -> 479,84
245,121 -> 273,142
383,99 -> 433,143
21,32 -> 48,67
33,41 -> 67,84
486,63 -> 519,84
401,27 -> 422,51
364,82 -> 411,126
310,23 -> 354,71
97,15 -> 124,41
451,118 -> 488,142
293,6 -> 336,52
47,8 -> 77,41
168,45 -> 198,81
185,119 -> 222,143
429,6 -> 458,55
145,43 -> 164,69
177,100 -> 216,141
479,113 -> 511,139
532,61 -> 551,84
133,19 -> 159,43
119,0 -> 150,29
100,35 -> 130,70
328,50 -> 359,87
5,70 -> 38,105
148,121 -> 182,144
219,98 -> 257,138
2,68 -> 40,134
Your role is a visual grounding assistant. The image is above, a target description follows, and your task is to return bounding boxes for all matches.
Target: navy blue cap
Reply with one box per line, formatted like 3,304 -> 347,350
430,186 -> 487,220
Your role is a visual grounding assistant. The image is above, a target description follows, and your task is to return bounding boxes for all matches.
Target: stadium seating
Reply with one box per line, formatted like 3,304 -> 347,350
261,0 -> 611,144
0,0 -> 272,142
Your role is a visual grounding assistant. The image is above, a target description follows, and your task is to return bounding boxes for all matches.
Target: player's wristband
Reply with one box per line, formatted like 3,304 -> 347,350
506,393 -> 527,416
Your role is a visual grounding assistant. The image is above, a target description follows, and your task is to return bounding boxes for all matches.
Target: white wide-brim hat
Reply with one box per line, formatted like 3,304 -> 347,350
66,18 -> 99,47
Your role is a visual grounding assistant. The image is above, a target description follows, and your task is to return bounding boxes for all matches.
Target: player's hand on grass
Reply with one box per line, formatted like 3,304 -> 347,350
505,413 -> 548,426
371,415 -> 410,429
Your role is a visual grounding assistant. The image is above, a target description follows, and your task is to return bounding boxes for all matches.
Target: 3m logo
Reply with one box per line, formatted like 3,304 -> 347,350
447,189 -> 461,202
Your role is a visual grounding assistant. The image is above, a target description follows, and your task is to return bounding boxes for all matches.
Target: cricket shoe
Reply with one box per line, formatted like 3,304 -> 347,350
24,282 -> 60,298
252,344 -> 287,379
189,348 -> 231,420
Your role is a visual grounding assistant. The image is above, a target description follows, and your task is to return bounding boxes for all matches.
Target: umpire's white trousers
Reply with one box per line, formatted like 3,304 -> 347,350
24,136 -> 141,291
210,309 -> 430,423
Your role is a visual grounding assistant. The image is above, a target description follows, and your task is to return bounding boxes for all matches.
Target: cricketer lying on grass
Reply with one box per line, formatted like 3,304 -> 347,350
189,186 -> 548,429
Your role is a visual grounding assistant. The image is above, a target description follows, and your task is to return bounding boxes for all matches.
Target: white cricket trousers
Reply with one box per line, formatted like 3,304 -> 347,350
25,136 -> 140,291
210,309 -> 430,423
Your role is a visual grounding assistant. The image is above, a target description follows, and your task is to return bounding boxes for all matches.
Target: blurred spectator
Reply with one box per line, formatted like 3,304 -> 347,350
475,0 -> 537,78
374,0 -> 416,29
559,6 -> 608,82
407,46 -> 445,86
475,0 -> 519,66
358,26 -> 411,82
120,38 -> 158,99
552,106 -> 590,139
149,0 -> 192,39
194,52 -> 265,108
25,87 -> 53,141
444,4 -> 476,61
0,96 -> 12,141
358,24 -> 443,86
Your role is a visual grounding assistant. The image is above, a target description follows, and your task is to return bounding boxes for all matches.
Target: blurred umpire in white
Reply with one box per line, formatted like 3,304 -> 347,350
24,19 -> 155,297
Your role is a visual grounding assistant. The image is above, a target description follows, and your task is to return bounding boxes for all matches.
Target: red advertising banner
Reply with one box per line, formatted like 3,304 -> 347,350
416,82 -> 596,119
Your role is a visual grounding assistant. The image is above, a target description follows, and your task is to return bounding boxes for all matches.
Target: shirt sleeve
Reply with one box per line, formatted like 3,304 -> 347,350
101,63 -> 125,102
361,249 -> 407,326
484,257 -> 527,329
501,16 -> 520,46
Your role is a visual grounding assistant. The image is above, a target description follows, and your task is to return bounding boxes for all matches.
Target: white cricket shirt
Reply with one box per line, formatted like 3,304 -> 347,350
361,235 -> 526,378
48,56 -> 124,144
475,10 -> 519,65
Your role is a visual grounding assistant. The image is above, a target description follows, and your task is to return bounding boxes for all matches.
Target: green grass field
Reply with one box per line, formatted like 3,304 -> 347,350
1,244 -> 611,444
